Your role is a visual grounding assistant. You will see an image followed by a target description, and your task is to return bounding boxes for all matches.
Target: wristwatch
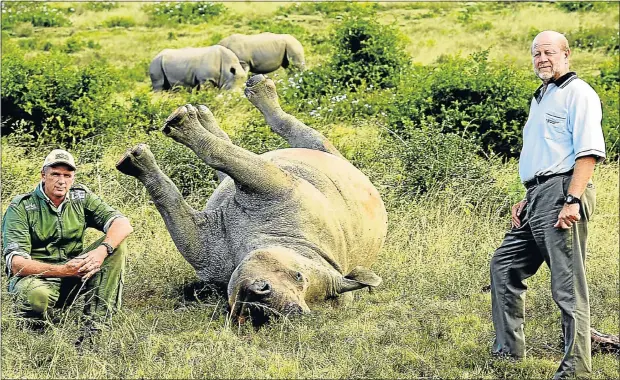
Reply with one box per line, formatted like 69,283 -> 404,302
100,242 -> 114,256
564,194 -> 581,205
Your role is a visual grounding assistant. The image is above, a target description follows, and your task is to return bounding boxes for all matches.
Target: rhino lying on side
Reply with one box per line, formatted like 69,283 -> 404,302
149,45 -> 246,91
117,75 -> 387,325
218,33 -> 306,74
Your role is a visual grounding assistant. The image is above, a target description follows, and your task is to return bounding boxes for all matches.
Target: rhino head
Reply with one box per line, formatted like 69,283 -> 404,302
227,247 -> 382,326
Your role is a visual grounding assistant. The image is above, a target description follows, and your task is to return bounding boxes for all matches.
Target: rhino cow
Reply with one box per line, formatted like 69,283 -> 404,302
149,45 -> 246,91
117,75 -> 387,325
218,33 -> 305,74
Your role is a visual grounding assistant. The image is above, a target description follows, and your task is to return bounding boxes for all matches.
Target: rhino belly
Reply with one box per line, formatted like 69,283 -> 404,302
206,149 -> 387,272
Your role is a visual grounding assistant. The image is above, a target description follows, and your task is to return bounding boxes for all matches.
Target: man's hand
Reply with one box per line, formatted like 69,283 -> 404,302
63,257 -> 88,277
554,203 -> 581,229
511,199 -> 527,228
76,245 -> 108,282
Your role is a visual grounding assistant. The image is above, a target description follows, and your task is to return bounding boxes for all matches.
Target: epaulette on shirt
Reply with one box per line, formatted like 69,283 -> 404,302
9,192 -> 32,208
69,184 -> 90,201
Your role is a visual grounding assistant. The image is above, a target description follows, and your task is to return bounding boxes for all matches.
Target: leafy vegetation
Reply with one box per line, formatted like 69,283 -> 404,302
1,2 -> 71,30
142,1 -> 226,26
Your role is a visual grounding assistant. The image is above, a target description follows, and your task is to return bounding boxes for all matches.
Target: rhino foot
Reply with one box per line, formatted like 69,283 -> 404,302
116,143 -> 155,177
162,104 -> 207,144
244,74 -> 281,114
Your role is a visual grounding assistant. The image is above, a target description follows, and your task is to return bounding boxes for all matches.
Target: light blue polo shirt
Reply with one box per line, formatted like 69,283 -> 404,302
519,72 -> 606,183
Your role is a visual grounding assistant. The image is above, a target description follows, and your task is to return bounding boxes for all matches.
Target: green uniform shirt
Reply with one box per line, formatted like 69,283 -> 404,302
2,183 -> 123,275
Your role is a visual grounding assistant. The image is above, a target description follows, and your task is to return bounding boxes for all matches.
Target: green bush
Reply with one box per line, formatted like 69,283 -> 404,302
386,52 -> 536,157
280,17 -> 410,102
1,2 -> 71,30
142,2 -> 226,26
1,50 -> 124,145
277,2 -> 381,17
246,18 -> 306,38
85,1 -> 119,12
102,16 -> 136,28
555,1 -> 615,13
330,17 -> 410,90
566,26 -> 619,53
393,123 -> 506,206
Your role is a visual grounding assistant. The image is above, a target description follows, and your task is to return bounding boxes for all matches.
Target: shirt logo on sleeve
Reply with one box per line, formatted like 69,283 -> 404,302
24,204 -> 38,211
71,191 -> 86,200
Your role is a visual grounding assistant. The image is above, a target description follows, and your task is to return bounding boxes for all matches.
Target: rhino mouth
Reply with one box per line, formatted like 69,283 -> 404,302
230,299 -> 304,328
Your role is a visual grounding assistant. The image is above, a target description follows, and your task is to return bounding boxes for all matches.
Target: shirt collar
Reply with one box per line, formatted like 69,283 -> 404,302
36,182 -> 69,212
533,72 -> 578,104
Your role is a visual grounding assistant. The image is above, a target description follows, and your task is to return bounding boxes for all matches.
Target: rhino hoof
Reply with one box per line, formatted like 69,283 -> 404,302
165,105 -> 188,126
246,74 -> 265,88
116,143 -> 151,177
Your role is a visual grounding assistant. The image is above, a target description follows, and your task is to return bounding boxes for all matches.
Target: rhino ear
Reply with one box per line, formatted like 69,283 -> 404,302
336,266 -> 382,294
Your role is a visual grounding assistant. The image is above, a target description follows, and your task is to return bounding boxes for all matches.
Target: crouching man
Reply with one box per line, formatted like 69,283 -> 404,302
2,149 -> 133,334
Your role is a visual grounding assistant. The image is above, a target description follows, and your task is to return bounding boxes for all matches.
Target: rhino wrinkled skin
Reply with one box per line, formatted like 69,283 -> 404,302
149,45 -> 246,91
117,75 -> 387,325
218,33 -> 306,74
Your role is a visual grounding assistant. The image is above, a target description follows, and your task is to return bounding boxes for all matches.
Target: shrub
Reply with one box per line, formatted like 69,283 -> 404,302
386,51 -> 536,158
64,36 -> 86,53
246,18 -> 306,38
330,17 -> 410,90
13,22 -> 34,37
102,16 -> 136,28
1,2 -> 71,30
85,2 -> 119,12
555,2 -> 614,13
281,17 -> 410,102
142,2 -> 226,26
276,2 -> 381,17
1,49 -> 124,146
394,123 -> 507,206
566,26 -> 619,54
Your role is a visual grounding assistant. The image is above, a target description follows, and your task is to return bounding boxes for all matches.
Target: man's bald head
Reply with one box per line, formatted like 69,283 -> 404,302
531,30 -> 570,54
530,30 -> 570,82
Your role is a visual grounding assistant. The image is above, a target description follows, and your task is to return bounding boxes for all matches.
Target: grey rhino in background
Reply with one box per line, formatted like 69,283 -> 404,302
149,45 -> 246,91
218,32 -> 306,74
116,74 -> 387,326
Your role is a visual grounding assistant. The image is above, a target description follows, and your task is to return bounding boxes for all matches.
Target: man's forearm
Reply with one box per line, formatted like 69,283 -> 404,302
11,256 -> 72,277
568,156 -> 596,198
102,217 -> 133,249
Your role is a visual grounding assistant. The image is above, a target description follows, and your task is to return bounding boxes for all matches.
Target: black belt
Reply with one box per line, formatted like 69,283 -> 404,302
524,170 -> 573,189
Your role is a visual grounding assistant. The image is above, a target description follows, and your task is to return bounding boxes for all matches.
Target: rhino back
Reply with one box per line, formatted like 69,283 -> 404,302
161,47 -> 220,88
205,148 -> 387,273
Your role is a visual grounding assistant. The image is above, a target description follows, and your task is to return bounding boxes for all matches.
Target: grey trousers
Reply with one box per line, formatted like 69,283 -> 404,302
490,174 -> 596,378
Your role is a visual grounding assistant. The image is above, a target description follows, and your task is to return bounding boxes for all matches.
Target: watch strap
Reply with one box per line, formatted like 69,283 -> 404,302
100,242 -> 114,256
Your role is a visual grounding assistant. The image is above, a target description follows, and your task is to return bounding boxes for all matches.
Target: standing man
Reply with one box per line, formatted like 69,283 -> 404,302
490,31 -> 606,378
2,149 -> 133,330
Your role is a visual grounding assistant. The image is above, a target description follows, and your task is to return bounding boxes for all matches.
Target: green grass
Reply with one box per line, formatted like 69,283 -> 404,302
1,1 -> 618,378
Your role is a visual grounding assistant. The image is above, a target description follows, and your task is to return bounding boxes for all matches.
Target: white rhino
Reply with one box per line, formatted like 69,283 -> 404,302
148,45 -> 246,91
117,75 -> 387,326
217,32 -> 306,74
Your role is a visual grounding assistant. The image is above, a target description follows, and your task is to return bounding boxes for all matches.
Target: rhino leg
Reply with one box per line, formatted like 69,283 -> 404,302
162,104 -> 292,196
149,54 -> 166,92
244,75 -> 343,159
116,144 -> 207,271
196,105 -> 230,182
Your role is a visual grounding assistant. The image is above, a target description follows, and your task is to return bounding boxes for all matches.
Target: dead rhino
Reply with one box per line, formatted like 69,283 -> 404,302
116,74 -> 387,325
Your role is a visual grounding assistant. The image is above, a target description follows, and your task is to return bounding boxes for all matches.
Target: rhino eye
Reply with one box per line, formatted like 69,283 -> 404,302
295,272 -> 304,282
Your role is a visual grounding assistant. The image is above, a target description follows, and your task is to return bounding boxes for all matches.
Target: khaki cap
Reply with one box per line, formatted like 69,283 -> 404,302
43,149 -> 77,170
